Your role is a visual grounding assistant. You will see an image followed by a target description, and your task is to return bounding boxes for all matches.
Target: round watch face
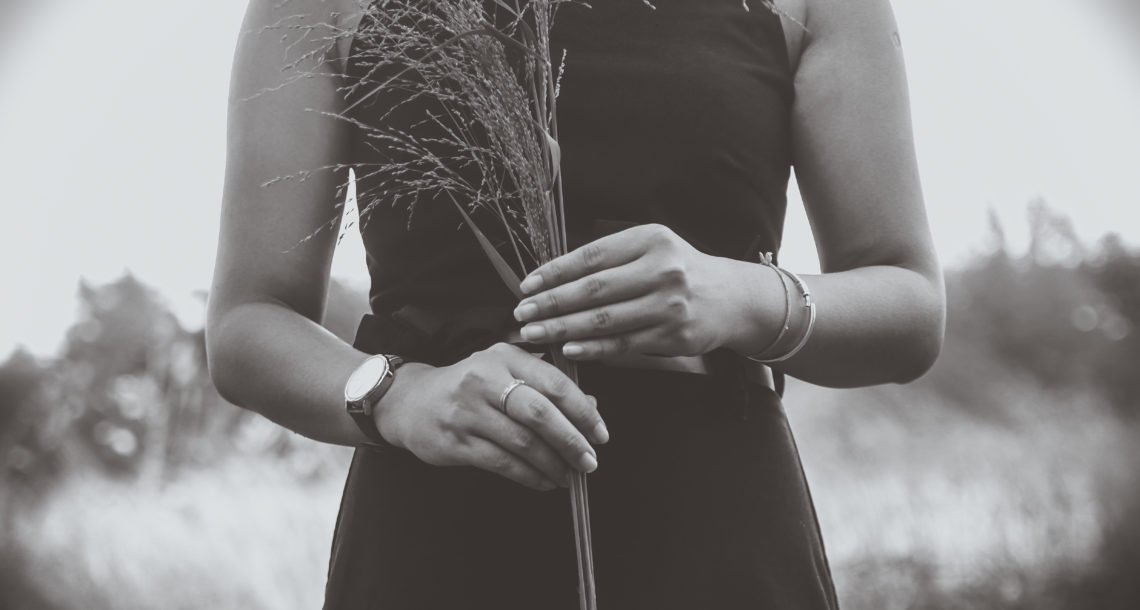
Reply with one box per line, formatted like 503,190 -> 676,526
345,355 -> 390,402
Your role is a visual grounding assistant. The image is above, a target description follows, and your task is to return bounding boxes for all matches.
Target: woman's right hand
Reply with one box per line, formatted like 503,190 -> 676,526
374,342 -> 609,491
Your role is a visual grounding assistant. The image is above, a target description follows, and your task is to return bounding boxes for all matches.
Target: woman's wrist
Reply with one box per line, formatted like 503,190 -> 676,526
719,257 -> 811,359
755,264 -> 817,363
714,257 -> 784,355
370,361 -> 435,449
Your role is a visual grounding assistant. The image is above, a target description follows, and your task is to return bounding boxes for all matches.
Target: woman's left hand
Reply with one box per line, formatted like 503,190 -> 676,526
513,223 -> 760,360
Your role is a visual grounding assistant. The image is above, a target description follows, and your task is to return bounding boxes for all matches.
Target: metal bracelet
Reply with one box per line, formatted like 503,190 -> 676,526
745,252 -> 791,363
748,255 -> 817,364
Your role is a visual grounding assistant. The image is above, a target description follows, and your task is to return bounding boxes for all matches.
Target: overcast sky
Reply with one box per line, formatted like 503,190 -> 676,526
2,0 -> 1139,356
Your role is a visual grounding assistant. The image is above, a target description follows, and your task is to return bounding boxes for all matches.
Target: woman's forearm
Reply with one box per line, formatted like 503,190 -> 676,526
206,300 -> 387,447
724,259 -> 945,388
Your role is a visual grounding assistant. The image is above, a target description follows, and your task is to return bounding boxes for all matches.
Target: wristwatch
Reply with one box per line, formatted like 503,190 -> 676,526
344,354 -> 405,448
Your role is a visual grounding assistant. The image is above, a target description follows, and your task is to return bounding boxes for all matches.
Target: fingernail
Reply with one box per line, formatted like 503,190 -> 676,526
579,452 -> 598,473
563,343 -> 584,357
520,275 -> 544,294
591,420 -> 609,444
521,324 -> 547,341
514,302 -> 538,322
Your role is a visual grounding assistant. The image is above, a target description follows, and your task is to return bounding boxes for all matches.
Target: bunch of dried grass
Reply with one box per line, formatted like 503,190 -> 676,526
262,0 -> 594,605
334,3 -> 599,606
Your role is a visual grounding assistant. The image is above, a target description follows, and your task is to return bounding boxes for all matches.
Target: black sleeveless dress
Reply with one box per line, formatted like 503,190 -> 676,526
325,1 -> 839,607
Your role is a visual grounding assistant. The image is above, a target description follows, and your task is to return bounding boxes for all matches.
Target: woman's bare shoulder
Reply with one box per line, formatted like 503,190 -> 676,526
239,0 -> 364,73
793,0 -> 903,50
332,0 -> 368,71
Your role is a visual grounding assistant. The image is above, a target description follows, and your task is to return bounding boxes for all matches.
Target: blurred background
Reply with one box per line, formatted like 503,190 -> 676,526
2,1 -> 1139,608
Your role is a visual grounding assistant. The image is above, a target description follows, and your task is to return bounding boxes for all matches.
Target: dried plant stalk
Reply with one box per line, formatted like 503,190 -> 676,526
335,3 -> 596,605
266,0 -> 595,606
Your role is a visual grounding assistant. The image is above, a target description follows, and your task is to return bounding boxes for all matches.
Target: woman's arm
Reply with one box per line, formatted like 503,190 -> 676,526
509,0 -> 944,388
207,0 -> 377,446
753,0 -> 946,386
208,1 -> 605,489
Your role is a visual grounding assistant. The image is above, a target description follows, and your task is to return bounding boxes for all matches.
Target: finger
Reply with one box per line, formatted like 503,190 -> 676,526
470,404 -> 572,487
499,383 -> 599,474
461,436 -> 560,491
519,226 -> 657,294
513,257 -> 657,322
562,326 -> 668,360
491,343 -> 609,445
519,293 -> 669,345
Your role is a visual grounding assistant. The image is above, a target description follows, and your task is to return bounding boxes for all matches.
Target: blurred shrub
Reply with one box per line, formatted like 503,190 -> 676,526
927,200 -> 1139,418
0,273 -> 369,496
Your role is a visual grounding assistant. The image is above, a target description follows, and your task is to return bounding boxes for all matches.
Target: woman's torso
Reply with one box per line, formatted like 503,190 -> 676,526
325,5 -> 839,608
342,0 -> 799,365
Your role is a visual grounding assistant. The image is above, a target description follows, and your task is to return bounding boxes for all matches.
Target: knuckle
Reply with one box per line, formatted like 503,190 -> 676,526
645,223 -> 673,244
545,261 -> 564,283
550,319 -> 569,341
580,244 -> 605,270
580,342 -> 603,357
488,451 -> 512,474
658,263 -> 687,286
522,397 -> 550,424
512,430 -> 537,453
563,431 -> 589,454
546,375 -> 574,400
664,295 -> 689,318
612,334 -> 632,354
675,326 -> 697,348
420,433 -> 460,467
542,290 -> 561,312
593,308 -> 613,329
436,402 -> 461,431
444,426 -> 466,446
584,275 -> 605,296
484,341 -> 521,361
456,366 -> 487,395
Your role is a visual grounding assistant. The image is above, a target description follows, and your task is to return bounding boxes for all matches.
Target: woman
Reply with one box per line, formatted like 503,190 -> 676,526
208,0 -> 944,607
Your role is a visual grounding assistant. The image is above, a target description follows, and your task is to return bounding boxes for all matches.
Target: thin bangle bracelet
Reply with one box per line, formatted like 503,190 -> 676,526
757,267 -> 816,364
747,256 -> 791,360
746,252 -> 791,362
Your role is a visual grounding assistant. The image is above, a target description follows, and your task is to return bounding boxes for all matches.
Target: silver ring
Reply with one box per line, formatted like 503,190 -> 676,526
498,379 -> 527,414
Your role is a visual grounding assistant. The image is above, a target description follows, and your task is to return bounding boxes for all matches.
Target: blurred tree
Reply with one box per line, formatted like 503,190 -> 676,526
0,350 -> 51,485
1085,233 -> 1140,415
1,273 -> 371,493
925,200 -> 1136,416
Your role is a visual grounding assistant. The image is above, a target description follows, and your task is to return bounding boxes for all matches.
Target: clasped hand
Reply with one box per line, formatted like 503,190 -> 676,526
514,223 -> 743,360
379,226 -> 747,491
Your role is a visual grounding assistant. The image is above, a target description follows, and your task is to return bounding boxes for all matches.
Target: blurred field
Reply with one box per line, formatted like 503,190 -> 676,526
788,379 -> 1137,609
3,204 -> 1139,609
4,457 -> 348,610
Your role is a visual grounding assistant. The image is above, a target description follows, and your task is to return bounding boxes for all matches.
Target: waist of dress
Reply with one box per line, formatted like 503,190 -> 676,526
502,327 -> 776,391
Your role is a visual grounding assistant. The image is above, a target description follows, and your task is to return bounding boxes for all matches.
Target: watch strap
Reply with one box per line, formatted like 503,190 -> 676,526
347,355 -> 404,450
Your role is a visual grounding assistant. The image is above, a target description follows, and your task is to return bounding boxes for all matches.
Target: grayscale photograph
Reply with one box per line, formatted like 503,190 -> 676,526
1,0 -> 1138,608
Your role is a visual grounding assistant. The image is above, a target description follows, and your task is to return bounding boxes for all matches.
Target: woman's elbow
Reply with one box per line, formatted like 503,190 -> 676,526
893,324 -> 944,384
204,306 -> 250,410
892,279 -> 946,384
